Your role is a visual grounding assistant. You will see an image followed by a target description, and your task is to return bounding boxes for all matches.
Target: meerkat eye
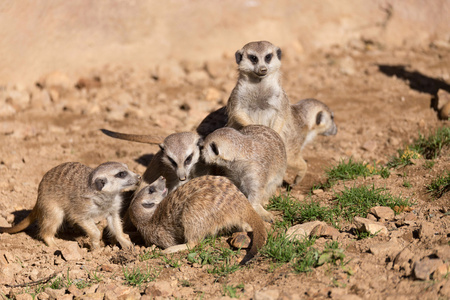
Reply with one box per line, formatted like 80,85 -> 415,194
248,54 -> 258,64
148,186 -> 156,194
167,156 -> 177,168
265,53 -> 273,63
210,142 -> 219,156
184,153 -> 193,166
331,112 -> 335,120
115,171 -> 128,178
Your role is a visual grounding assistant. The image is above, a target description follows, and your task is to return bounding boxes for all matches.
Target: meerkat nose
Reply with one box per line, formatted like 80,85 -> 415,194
179,176 -> 187,181
259,66 -> 267,74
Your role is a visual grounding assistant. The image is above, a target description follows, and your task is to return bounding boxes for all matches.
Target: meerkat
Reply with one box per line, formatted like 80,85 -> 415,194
101,129 -> 214,192
201,125 -> 287,222
226,41 -> 291,141
0,162 -> 141,249
129,175 -> 267,265
285,98 -> 337,185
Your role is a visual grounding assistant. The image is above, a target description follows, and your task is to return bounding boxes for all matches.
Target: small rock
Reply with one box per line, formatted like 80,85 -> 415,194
440,279 -> 450,297
75,77 -> 102,90
229,232 -> 251,248
369,240 -> 402,258
43,287 -> 66,299
0,103 -> 16,117
61,241 -> 83,261
80,292 -> 104,300
144,281 -> 172,297
361,140 -> 377,152
310,223 -> 340,240
286,221 -> 326,241
103,284 -> 140,300
433,245 -> 450,261
437,89 -> 450,110
312,189 -> 324,195
15,294 -> 34,300
37,71 -> 72,91
354,217 -> 388,235
338,56 -> 356,75
393,247 -> 414,271
432,263 -> 450,279
366,213 -> 377,221
413,258 -> 444,280
254,289 -> 280,300
418,221 -> 435,240
388,137 -> 400,146
67,284 -> 84,297
369,206 -> 395,221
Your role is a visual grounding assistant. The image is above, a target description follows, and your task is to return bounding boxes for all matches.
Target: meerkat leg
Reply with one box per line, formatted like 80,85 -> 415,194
39,208 -> 64,247
162,241 -> 198,254
77,219 -> 102,250
106,213 -> 132,249
288,156 -> 308,186
230,111 -> 254,128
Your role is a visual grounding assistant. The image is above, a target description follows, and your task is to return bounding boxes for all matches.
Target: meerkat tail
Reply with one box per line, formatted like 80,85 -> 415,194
0,209 -> 37,234
239,208 -> 268,265
100,129 -> 165,145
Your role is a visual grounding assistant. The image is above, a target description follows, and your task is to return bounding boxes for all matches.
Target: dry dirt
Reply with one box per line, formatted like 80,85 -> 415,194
0,39 -> 449,299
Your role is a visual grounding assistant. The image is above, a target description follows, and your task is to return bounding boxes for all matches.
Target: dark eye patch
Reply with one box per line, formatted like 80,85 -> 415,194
248,54 -> 258,64
148,186 -> 156,194
265,53 -> 273,63
168,156 -> 177,168
115,171 -> 127,178
210,142 -> 219,156
185,153 -> 193,166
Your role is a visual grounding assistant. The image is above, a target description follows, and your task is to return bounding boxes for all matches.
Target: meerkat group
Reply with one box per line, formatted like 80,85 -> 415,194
1,41 -> 336,264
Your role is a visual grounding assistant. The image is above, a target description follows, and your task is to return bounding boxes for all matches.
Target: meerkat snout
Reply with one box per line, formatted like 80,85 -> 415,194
315,110 -> 338,136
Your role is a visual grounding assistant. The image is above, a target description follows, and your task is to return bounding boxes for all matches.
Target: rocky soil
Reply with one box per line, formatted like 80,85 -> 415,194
0,39 -> 449,299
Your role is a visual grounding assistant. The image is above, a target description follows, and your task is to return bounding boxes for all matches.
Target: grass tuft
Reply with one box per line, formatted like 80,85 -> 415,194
427,170 -> 450,198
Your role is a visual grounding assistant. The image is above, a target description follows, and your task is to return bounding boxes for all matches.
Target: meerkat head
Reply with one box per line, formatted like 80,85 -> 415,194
235,41 -> 282,79
129,176 -> 167,225
89,162 -> 142,194
296,98 -> 337,148
159,132 -> 203,183
201,128 -> 243,166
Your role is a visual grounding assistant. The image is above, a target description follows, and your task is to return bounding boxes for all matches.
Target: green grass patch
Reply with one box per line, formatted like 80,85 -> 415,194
122,265 -> 160,286
187,237 -> 241,278
333,185 -> 411,221
388,126 -> 450,168
427,170 -> 450,198
313,158 -> 390,190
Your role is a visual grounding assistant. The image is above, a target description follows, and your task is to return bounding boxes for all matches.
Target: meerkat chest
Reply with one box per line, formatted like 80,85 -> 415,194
88,194 -> 122,217
237,83 -> 283,126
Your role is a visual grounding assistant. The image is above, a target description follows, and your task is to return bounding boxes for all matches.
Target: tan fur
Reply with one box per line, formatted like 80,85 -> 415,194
201,125 -> 287,222
285,98 -> 337,185
226,41 -> 291,141
0,162 -> 141,249
129,176 -> 267,265
101,129 -> 213,192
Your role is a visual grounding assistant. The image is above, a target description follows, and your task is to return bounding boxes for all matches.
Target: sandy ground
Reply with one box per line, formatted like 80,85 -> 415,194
0,39 -> 449,299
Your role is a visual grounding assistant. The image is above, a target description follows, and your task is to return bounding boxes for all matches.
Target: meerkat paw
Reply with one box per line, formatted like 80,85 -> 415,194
253,205 -> 274,223
118,238 -> 133,250
162,244 -> 189,254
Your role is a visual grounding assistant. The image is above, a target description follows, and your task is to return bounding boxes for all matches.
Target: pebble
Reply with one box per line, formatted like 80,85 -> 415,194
418,221 -> 435,240
229,232 -> 251,248
361,140 -> 377,152
310,223 -> 340,240
413,258 -> 444,280
286,221 -> 326,241
353,217 -> 388,235
254,289 -> 280,300
144,281 -> 172,297
369,240 -> 402,258
60,241 -> 84,261
369,206 -> 395,221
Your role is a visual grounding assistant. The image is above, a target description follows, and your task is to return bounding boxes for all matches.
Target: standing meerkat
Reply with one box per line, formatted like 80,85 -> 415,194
101,129 -> 214,193
285,98 -> 337,185
201,125 -> 287,222
129,176 -> 267,265
0,162 -> 141,249
226,41 -> 291,141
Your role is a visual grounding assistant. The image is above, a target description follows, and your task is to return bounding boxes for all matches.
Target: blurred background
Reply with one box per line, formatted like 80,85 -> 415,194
1,0 -> 449,85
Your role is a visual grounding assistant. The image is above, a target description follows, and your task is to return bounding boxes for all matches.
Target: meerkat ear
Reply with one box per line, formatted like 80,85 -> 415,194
316,111 -> 325,125
197,137 -> 204,148
159,143 -> 165,152
94,178 -> 106,191
235,50 -> 243,64
276,48 -> 282,60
